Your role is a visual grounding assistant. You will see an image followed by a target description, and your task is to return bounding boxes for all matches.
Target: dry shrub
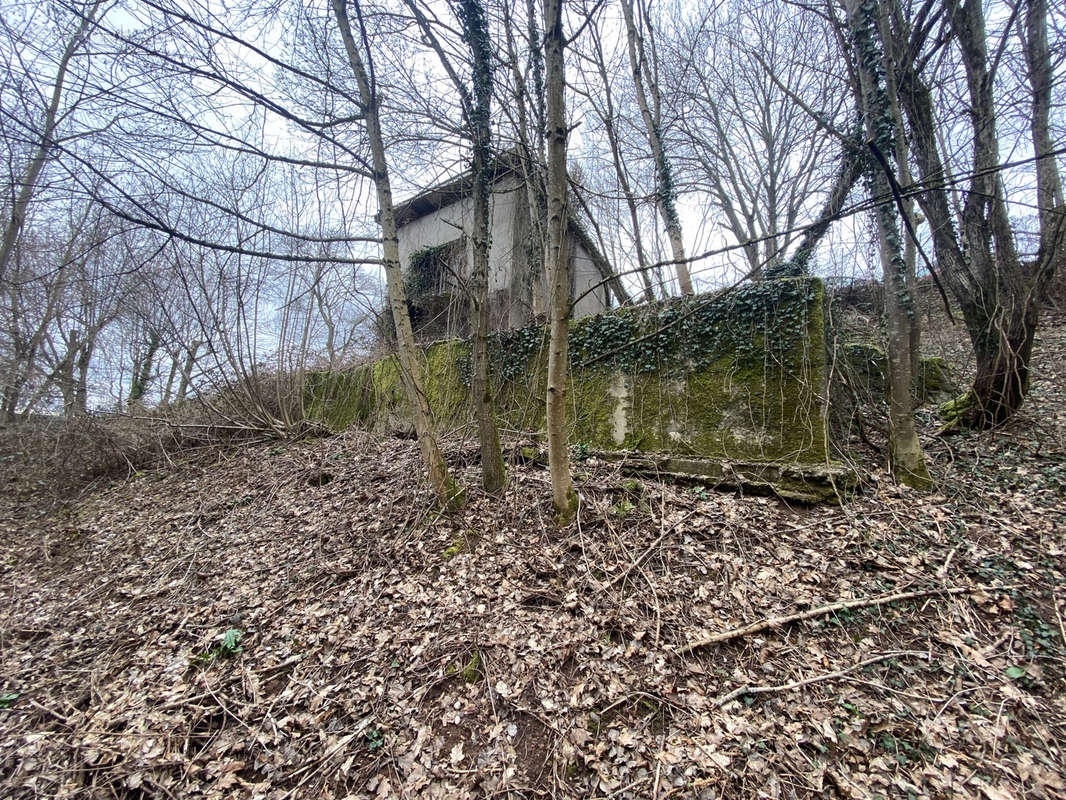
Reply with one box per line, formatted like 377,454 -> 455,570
0,404 -> 268,515
205,368 -> 317,437
0,414 -> 168,514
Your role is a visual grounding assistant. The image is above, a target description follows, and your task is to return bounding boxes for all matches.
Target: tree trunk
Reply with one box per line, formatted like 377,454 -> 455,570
176,341 -> 202,402
876,5 -> 921,387
128,330 -> 160,405
74,334 -> 95,414
459,0 -> 506,493
589,21 -> 656,302
893,0 -> 1066,428
620,0 -> 692,296
57,331 -> 80,418
544,0 -> 577,523
0,1 -> 103,282
959,298 -> 1038,426
942,275 -> 1047,428
844,0 -> 930,488
161,354 -> 180,408
331,0 -> 462,509
503,0 -> 549,318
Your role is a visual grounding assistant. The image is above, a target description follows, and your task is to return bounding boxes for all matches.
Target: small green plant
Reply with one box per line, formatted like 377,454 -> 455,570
0,692 -> 19,708
445,651 -> 483,683
191,628 -> 244,666
443,529 -> 479,560
365,726 -> 385,752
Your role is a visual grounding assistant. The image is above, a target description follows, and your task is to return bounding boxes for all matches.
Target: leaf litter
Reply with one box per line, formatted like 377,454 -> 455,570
2,313 -> 1066,799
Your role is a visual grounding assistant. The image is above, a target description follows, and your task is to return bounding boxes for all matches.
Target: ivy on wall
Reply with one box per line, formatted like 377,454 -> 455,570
406,239 -> 462,300
307,277 -> 829,466
474,279 -> 818,385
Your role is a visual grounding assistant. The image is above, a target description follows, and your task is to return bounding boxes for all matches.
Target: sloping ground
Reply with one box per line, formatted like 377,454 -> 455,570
2,317 -> 1065,799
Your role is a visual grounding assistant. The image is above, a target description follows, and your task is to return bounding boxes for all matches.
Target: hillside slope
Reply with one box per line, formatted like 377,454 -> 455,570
2,315 -> 1065,799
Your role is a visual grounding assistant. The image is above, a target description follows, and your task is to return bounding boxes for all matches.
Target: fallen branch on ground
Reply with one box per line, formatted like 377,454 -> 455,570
713,651 -> 929,707
599,510 -> 695,592
677,583 -> 1020,655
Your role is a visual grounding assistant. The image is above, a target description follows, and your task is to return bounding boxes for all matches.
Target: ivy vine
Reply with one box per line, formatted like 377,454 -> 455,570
465,278 -> 817,386
405,241 -> 454,299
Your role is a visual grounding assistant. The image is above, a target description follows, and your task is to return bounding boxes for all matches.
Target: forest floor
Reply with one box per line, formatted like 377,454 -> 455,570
2,308 -> 1066,799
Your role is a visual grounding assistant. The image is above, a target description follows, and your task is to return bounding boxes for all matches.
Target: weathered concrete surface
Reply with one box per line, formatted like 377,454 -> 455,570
307,278 -> 846,499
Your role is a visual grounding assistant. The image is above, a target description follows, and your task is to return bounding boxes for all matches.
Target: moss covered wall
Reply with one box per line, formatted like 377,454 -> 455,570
306,277 -> 829,464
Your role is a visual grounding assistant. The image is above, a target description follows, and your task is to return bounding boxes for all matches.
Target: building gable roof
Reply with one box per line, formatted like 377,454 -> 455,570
392,155 -> 521,227
391,154 -> 627,304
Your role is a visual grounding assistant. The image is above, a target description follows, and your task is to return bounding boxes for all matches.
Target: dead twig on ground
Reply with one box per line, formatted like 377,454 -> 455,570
677,583 -> 1020,654
599,510 -> 695,592
713,650 -> 930,708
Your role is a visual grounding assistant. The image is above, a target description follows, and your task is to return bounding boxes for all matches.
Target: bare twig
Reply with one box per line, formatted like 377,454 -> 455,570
1053,589 -> 1066,651
677,583 -> 1020,654
713,651 -> 929,707
599,510 -> 695,591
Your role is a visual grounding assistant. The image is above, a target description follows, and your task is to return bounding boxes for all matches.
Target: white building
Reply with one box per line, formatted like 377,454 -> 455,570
393,159 -> 620,339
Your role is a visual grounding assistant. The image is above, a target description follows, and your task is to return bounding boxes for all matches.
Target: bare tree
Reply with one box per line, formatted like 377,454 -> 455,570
671,3 -> 850,279
0,0 -> 104,282
544,0 -> 577,523
402,0 -> 506,494
889,0 -> 1065,427
619,0 -> 693,295
331,0 -> 464,508
571,10 -> 658,301
842,0 -> 930,487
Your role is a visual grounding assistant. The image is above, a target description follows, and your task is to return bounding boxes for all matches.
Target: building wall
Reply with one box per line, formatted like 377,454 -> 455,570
395,174 -> 608,330
395,174 -> 523,297
306,278 -> 838,501
572,244 -> 608,319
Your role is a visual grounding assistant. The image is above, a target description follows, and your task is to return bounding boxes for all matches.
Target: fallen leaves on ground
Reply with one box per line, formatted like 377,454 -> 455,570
2,315 -> 1065,799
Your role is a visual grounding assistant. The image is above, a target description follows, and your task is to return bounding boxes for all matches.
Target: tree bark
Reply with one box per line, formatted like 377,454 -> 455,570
74,333 -> 95,414
544,0 -> 577,523
161,353 -> 179,408
459,0 -> 506,493
175,341 -> 202,402
844,0 -> 930,487
128,329 -> 160,405
620,0 -> 692,296
331,0 -> 463,509
876,6 -> 921,386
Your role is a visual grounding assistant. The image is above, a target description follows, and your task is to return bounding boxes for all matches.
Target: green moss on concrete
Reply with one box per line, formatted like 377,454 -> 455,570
423,340 -> 472,426
609,278 -> 828,463
304,364 -> 376,431
840,339 -> 956,407
370,355 -> 403,408
308,277 -> 831,472
918,356 -> 956,403
569,368 -> 618,446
